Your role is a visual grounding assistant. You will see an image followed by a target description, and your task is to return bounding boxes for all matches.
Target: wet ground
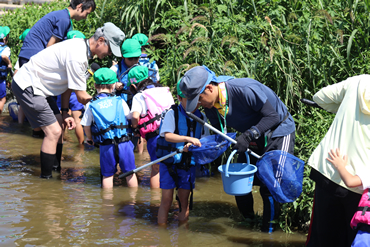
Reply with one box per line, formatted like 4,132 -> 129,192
0,113 -> 307,246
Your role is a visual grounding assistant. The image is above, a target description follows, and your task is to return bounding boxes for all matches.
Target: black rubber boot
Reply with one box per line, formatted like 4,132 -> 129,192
32,129 -> 45,138
40,151 -> 55,179
53,143 -> 63,172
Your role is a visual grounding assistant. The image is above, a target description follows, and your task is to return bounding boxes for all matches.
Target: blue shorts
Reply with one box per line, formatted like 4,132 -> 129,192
0,79 -> 6,99
159,163 -> 195,190
147,135 -> 159,161
99,141 -> 135,177
351,230 -> 370,247
57,92 -> 84,111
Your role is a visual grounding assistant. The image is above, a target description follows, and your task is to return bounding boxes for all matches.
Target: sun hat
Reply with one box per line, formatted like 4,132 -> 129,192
19,29 -> 30,41
0,26 -> 10,39
101,22 -> 125,57
67,30 -> 85,39
176,79 -> 185,98
127,66 -> 148,87
132,33 -> 149,46
179,65 -> 217,112
121,39 -> 141,58
93,68 -> 118,85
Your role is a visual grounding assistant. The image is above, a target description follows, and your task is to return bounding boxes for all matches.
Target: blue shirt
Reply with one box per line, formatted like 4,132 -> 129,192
204,78 -> 295,138
19,9 -> 72,60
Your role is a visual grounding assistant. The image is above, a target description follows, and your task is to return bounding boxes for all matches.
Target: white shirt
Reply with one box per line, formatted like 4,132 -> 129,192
160,108 -> 210,138
1,46 -> 10,57
130,92 -> 148,117
14,38 -> 88,97
308,75 -> 370,194
81,97 -> 131,126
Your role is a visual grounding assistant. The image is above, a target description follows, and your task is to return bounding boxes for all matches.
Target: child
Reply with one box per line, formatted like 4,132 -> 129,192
327,148 -> 370,246
129,66 -> 174,188
110,38 -> 143,153
0,26 -> 12,114
81,68 -> 138,188
132,33 -> 160,82
156,79 -> 209,226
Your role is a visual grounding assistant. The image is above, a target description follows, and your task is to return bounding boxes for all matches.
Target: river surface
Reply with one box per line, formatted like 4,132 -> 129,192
0,113 -> 307,247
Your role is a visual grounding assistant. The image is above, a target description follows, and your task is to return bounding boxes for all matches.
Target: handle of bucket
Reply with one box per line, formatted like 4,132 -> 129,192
225,150 -> 250,177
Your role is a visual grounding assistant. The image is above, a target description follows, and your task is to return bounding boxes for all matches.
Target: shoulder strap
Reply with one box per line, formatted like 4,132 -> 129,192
172,104 -> 179,135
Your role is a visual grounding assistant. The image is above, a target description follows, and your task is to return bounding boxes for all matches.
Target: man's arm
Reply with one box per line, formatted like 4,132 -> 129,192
46,35 -> 61,47
75,90 -> 92,105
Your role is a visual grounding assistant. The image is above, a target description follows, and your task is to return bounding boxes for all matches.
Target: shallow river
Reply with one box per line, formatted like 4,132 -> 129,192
0,113 -> 307,246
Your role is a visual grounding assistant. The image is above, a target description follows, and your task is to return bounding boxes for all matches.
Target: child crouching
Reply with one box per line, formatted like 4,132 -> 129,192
156,80 -> 208,226
81,68 -> 138,188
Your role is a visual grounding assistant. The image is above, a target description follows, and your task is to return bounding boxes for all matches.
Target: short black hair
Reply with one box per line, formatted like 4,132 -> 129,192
70,0 -> 96,12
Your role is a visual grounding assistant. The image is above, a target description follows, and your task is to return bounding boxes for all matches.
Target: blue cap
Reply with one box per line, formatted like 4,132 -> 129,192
179,65 -> 217,112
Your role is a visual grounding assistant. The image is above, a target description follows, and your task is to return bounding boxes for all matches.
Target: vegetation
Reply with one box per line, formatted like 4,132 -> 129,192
1,0 -> 369,232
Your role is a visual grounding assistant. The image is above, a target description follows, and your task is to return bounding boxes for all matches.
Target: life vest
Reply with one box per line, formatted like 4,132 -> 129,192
115,61 -> 136,106
137,86 -> 174,140
351,189 -> 370,229
156,104 -> 203,168
90,93 -> 129,144
0,43 -> 9,79
139,56 -> 159,83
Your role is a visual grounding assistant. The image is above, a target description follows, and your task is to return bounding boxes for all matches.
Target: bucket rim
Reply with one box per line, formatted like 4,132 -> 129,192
218,163 -> 257,175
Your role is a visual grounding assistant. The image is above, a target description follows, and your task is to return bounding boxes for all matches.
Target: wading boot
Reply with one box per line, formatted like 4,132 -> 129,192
40,151 -> 55,179
53,143 -> 63,172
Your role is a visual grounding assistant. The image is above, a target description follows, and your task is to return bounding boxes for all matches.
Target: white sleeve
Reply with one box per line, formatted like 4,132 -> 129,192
1,47 -> 10,57
66,60 -> 87,91
14,59 -> 19,71
159,110 -> 176,137
121,99 -> 131,119
356,166 -> 370,190
201,113 -> 210,138
110,64 -> 118,74
130,93 -> 148,116
80,103 -> 94,126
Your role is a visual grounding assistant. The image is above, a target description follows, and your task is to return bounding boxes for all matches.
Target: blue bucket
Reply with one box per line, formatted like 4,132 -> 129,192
218,150 -> 257,196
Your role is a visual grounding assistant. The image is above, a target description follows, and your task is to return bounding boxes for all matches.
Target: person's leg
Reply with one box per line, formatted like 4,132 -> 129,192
102,175 -> 114,188
136,137 -> 144,154
119,141 -> 138,187
0,97 -> 5,114
0,79 -> 6,114
158,188 -> 174,226
72,110 -> 84,144
18,105 -> 25,124
146,135 -> 160,188
177,188 -> 191,222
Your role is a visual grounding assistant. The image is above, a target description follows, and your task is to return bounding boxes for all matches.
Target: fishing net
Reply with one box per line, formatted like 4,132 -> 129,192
189,133 -> 237,165
256,150 -> 305,203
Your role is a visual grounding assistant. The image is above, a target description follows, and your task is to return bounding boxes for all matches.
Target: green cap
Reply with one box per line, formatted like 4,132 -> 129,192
121,39 -> 141,58
127,66 -> 148,87
67,30 -> 85,39
132,33 -> 149,46
0,26 -> 10,39
19,29 -> 30,41
93,68 -> 118,85
177,79 -> 185,98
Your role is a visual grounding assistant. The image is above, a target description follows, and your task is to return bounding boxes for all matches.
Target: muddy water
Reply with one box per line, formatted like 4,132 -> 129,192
0,113 -> 307,247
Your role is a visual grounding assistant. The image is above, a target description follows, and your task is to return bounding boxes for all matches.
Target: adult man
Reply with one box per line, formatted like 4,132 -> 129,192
18,0 -> 96,66
179,65 -> 296,232
12,23 -> 125,179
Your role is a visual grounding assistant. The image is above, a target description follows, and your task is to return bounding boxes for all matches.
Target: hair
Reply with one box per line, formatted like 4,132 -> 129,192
92,28 -> 109,46
129,78 -> 161,95
95,83 -> 114,90
70,0 -> 96,12
0,34 -> 9,43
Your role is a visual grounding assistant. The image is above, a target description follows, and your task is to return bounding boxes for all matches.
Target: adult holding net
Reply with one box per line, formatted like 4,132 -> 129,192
179,65 -> 296,233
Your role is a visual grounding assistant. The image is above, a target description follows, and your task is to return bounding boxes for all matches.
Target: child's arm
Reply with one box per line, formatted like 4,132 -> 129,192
1,55 -> 12,69
164,132 -> 201,152
326,148 -> 362,188
84,126 -> 94,146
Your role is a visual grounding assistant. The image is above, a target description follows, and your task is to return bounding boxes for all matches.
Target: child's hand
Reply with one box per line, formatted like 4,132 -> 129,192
185,137 -> 201,147
326,148 -> 348,170
116,82 -> 123,91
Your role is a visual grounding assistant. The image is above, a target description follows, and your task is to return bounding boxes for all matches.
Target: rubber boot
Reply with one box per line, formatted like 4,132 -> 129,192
40,151 -> 55,179
53,143 -> 63,172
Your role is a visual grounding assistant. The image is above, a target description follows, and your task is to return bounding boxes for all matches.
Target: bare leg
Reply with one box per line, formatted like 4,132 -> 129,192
41,121 -> 62,154
158,188 -> 174,226
177,188 -> 191,222
102,175 -> 114,189
126,173 -> 138,187
136,137 -> 144,154
150,164 -> 160,188
0,97 -> 5,114
72,110 -> 84,144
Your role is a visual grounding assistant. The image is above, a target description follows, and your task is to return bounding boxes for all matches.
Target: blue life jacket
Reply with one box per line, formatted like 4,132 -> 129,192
139,55 -> 159,83
0,43 -> 9,79
90,93 -> 129,144
115,60 -> 136,107
156,104 -> 203,168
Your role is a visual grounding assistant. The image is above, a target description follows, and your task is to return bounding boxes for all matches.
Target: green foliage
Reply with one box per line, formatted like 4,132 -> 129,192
2,0 -> 368,232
